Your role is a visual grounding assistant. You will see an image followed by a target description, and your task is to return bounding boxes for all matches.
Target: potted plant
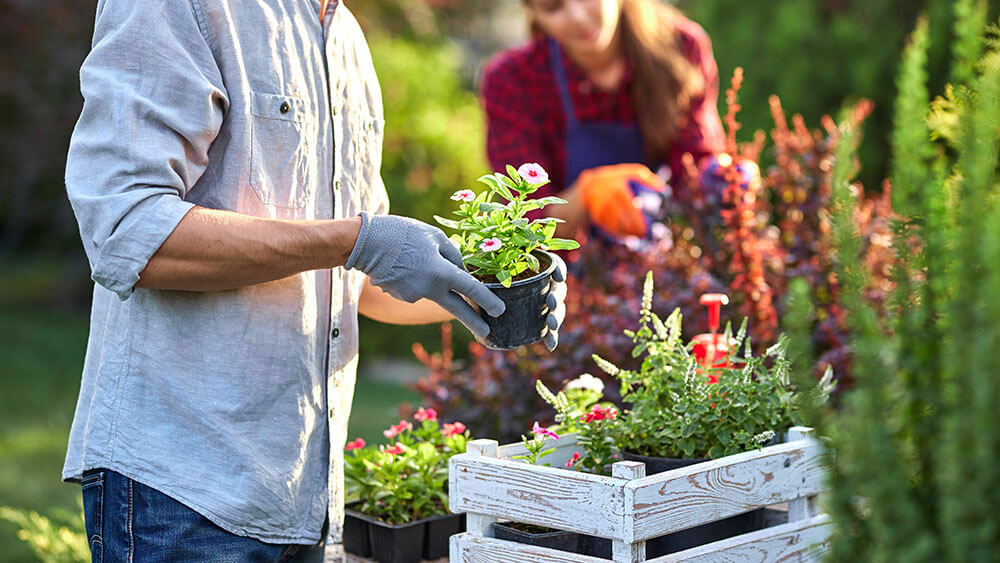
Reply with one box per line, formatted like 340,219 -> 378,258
343,408 -> 468,563
564,271 -> 833,556
488,421 -> 581,552
434,163 -> 579,349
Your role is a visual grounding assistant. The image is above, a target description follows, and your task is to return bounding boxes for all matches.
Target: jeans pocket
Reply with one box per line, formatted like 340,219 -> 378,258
81,470 -> 104,563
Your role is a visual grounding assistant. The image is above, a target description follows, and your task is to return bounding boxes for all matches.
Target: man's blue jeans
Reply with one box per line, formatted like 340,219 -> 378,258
81,469 -> 324,562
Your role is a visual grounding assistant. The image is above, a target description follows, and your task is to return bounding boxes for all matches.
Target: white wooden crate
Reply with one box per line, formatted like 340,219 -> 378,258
447,427 -> 829,562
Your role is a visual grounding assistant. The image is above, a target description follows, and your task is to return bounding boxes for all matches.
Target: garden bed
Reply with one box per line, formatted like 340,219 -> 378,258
447,428 -> 829,562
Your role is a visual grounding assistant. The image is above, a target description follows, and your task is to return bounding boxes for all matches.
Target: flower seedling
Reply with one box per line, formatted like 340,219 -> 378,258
435,163 -> 580,287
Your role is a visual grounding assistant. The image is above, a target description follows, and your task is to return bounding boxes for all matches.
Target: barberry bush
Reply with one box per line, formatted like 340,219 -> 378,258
412,70 -> 896,443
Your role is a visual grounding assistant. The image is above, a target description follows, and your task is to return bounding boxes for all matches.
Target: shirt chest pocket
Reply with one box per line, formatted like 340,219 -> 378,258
249,92 -> 318,209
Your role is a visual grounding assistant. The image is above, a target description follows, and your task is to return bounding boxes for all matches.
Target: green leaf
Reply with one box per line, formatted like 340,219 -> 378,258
433,215 -> 460,230
477,174 -> 502,191
525,252 -> 540,271
478,202 -> 506,214
496,269 -> 512,287
505,164 -> 520,181
545,238 -> 581,250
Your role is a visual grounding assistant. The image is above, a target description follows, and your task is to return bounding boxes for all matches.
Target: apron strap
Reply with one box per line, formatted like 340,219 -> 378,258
548,38 -> 578,127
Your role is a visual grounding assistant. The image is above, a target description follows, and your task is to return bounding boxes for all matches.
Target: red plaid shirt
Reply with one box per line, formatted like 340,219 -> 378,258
481,16 -> 724,202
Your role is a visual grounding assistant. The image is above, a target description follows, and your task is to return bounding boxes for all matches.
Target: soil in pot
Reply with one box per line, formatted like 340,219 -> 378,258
491,521 -> 579,553
619,451 -> 770,557
474,250 -> 557,350
422,512 -> 465,560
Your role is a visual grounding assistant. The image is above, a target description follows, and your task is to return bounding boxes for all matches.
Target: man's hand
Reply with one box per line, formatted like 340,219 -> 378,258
541,253 -> 568,351
578,163 -> 666,238
345,213 -> 505,339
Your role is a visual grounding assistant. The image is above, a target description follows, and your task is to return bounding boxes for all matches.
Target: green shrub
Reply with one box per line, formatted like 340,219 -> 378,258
0,505 -> 88,563
812,2 -> 1000,559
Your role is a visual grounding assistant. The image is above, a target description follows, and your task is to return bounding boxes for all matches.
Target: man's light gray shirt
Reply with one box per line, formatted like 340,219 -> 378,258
63,0 -> 387,547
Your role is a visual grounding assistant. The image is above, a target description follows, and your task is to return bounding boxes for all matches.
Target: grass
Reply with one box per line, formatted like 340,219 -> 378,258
0,305 -> 421,562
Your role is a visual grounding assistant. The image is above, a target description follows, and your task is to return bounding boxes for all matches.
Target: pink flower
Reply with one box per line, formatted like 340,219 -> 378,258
451,189 -> 476,202
442,421 -> 466,437
414,407 -> 438,422
382,442 -> 405,455
517,163 -> 549,185
345,438 -> 366,451
581,405 -> 618,424
530,421 -> 559,440
383,420 -> 413,439
479,237 -> 502,252
565,452 -> 582,468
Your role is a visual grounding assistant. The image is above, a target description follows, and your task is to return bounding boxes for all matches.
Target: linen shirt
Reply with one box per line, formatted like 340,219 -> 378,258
481,16 -> 725,202
62,0 -> 387,551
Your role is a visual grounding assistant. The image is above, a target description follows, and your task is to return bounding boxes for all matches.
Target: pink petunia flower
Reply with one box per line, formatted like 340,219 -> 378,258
517,163 -> 549,185
451,189 -> 476,202
414,407 -> 438,423
530,421 -> 559,440
565,452 -> 582,468
441,421 -> 467,437
479,237 -> 502,252
382,442 -> 405,455
344,438 -> 366,451
383,420 -> 413,439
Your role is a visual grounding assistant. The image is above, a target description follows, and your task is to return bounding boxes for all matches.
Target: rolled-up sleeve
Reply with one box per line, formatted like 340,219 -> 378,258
66,0 -> 227,300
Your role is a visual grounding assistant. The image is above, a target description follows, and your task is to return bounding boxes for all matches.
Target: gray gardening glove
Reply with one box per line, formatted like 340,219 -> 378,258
542,253 -> 568,351
345,212 -> 505,338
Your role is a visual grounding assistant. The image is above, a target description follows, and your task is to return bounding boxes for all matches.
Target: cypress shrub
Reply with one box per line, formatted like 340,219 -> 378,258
806,2 -> 1000,559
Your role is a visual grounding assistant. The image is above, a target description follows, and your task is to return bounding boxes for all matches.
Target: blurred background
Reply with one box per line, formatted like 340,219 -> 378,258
1,0 -> 996,560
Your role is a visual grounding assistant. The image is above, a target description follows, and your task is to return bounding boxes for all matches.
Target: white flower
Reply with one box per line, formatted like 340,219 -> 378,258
451,189 -> 476,202
479,237 -> 502,252
565,373 -> 604,394
517,162 -> 549,185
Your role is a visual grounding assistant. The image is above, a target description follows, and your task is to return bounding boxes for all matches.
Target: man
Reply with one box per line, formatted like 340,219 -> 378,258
63,0 -> 566,560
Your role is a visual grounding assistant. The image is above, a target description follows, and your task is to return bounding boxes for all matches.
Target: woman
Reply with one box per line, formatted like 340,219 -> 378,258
481,0 -> 725,241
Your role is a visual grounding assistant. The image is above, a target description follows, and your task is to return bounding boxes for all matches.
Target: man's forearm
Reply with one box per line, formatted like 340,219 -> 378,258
136,206 -> 362,292
357,278 -> 453,325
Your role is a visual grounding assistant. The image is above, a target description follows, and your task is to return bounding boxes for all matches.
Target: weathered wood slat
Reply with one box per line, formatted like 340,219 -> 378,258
627,440 -> 824,541
449,533 -> 608,563
449,453 -> 626,537
649,514 -> 831,562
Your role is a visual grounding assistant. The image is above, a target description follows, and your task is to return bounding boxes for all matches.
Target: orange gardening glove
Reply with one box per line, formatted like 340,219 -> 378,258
577,163 -> 667,238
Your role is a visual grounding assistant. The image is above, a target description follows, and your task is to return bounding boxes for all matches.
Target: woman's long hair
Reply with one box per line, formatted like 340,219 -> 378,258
526,0 -> 704,161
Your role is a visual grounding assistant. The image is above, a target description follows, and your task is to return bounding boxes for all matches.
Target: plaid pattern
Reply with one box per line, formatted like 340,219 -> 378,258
481,16 -> 724,202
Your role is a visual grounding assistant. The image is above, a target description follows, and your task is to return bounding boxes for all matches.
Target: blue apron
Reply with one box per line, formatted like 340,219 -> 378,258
549,39 -> 662,250
549,38 -> 648,187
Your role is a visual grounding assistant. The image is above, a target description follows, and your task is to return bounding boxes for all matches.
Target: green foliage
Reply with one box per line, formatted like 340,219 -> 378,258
369,35 -> 490,226
434,165 -> 578,286
820,11 -> 1000,561
584,272 -> 825,465
0,505 -> 88,563
344,410 -> 467,525
534,375 -> 605,435
681,0 -> 1000,190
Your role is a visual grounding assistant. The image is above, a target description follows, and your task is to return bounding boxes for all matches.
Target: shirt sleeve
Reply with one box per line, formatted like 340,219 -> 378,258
667,21 -> 725,200
66,0 -> 227,300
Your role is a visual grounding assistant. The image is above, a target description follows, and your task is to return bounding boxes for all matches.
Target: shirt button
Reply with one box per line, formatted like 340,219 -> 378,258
334,180 -> 342,191
329,408 -> 335,419
280,101 -> 290,114
331,327 -> 340,338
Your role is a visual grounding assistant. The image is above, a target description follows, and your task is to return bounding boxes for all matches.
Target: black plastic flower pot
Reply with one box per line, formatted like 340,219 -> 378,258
342,506 -> 372,558
491,521 -> 579,553
422,512 -> 465,560
475,250 -> 557,350
620,451 -> 769,556
344,508 -> 426,563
